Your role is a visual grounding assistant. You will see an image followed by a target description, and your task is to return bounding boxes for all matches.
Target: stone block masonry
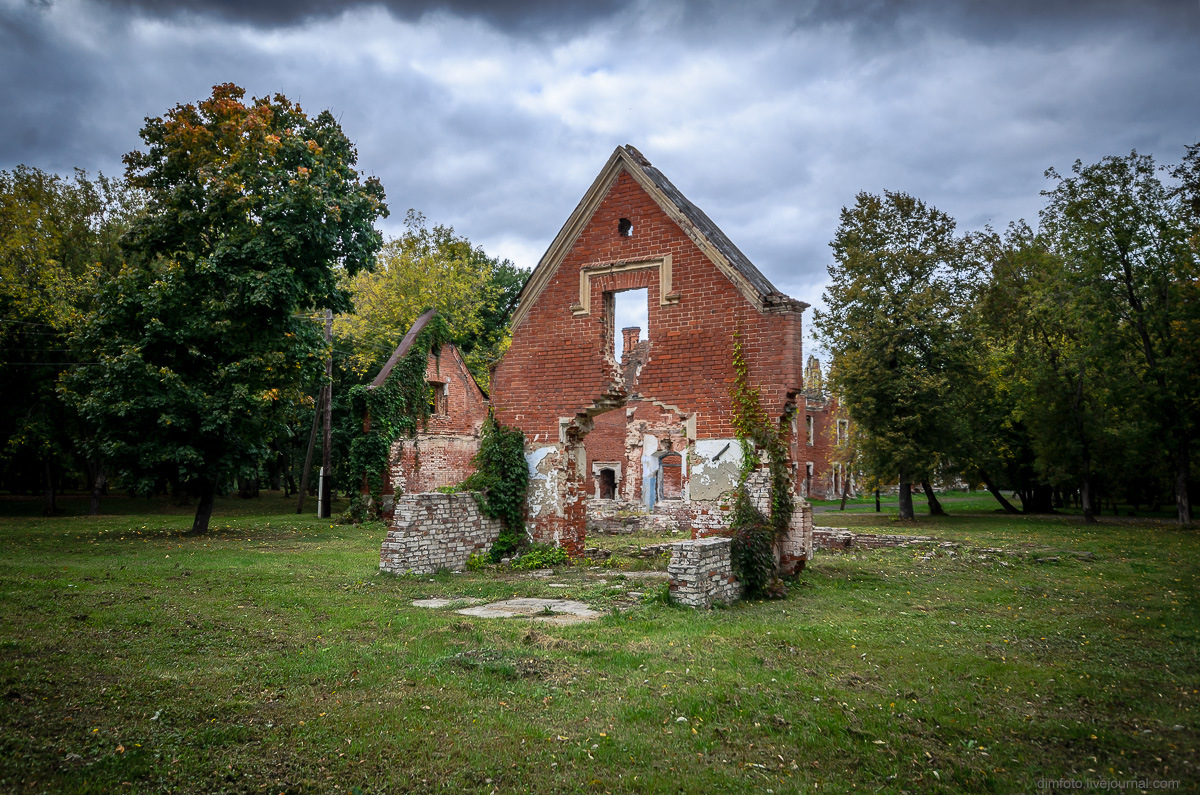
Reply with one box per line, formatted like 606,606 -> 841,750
380,493 -> 504,575
668,536 -> 742,608
813,527 -> 933,551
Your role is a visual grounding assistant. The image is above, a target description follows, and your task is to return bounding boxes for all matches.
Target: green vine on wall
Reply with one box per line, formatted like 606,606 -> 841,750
461,415 -> 529,560
346,313 -> 451,520
729,329 -> 794,599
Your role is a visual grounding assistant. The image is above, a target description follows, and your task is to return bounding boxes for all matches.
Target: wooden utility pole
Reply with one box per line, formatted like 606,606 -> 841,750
318,309 -> 333,519
295,387 -> 321,514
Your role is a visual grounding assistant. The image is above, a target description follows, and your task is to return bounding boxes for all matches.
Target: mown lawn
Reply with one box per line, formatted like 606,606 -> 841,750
0,493 -> 1196,793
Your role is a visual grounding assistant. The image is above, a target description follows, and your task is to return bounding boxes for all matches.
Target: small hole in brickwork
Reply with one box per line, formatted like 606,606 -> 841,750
618,218 -> 633,237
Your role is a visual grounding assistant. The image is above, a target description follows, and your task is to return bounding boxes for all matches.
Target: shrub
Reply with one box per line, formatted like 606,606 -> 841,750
510,543 -> 568,570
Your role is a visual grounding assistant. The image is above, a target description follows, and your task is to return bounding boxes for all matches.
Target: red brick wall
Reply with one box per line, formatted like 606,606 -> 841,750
491,167 -> 808,551
801,393 -> 846,500
584,407 -> 628,498
389,343 -> 491,496
491,170 -> 805,440
423,344 -> 489,437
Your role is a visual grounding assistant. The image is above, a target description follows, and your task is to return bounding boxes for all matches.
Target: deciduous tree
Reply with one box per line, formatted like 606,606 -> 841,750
1041,152 -> 1198,524
814,191 -> 970,520
65,84 -> 386,534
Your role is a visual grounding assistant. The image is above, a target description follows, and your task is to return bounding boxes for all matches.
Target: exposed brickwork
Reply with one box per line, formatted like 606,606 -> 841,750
423,344 -> 490,436
668,536 -> 742,608
387,343 -> 490,501
492,169 -> 804,444
490,149 -> 826,556
798,356 -> 853,500
380,492 -> 504,574
391,435 -> 480,495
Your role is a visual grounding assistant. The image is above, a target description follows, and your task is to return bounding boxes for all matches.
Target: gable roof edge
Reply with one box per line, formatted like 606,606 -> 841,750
509,146 -> 805,333
508,149 -> 626,334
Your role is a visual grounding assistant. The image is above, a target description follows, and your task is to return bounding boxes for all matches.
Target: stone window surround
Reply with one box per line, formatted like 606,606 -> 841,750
591,461 -> 623,500
571,256 -> 681,316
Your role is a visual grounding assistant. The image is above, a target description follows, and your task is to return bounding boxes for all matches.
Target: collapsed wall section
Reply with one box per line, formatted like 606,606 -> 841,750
380,493 -> 503,575
391,435 -> 480,495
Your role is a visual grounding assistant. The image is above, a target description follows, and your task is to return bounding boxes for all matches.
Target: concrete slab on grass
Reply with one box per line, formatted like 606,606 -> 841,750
455,598 -> 602,624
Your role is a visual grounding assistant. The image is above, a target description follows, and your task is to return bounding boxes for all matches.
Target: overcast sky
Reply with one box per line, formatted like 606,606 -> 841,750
3,0 -> 1198,349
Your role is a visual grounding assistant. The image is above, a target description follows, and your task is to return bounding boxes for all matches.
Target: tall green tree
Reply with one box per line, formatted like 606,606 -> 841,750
65,84 -> 387,534
1041,152 -> 1199,524
335,210 -> 527,386
977,224 -> 1125,522
814,191 -> 970,519
0,166 -> 139,512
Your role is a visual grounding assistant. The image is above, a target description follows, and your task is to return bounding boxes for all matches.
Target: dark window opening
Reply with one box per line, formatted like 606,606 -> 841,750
599,468 -> 616,500
618,217 -> 633,237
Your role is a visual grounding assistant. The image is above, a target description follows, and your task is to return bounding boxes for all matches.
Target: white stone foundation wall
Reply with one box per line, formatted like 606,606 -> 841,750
668,537 -> 742,608
814,527 -> 933,551
380,492 -> 504,575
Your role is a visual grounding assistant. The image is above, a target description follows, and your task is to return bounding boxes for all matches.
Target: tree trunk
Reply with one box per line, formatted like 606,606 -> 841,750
1026,484 -> 1056,514
839,471 -> 850,511
89,467 -> 107,516
42,460 -> 57,516
875,488 -> 881,513
191,480 -> 216,535
1175,436 -> 1192,526
921,481 -> 947,516
898,475 -> 914,520
1081,473 -> 1097,524
978,469 -> 1020,514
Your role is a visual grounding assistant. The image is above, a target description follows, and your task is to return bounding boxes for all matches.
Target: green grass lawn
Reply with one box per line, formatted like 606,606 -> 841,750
0,493 -> 1196,793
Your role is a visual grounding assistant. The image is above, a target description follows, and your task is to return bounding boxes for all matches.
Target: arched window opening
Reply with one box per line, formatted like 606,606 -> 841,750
659,452 -> 682,500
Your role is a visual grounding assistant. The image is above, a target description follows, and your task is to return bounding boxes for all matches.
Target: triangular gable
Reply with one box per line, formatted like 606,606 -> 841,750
367,308 -> 489,399
509,145 -> 805,334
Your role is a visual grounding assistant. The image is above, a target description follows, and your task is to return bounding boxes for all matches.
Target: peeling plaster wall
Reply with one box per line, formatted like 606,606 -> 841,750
525,445 -> 561,520
491,163 -> 811,553
688,438 -> 742,501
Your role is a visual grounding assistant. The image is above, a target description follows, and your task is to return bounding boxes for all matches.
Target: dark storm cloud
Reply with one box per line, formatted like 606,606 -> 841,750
1,0 -> 1197,323
0,3 -> 107,174
793,0 -> 1200,41
97,0 -> 633,32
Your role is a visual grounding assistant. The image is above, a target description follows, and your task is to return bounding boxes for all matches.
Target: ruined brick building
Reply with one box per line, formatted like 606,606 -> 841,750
488,145 -> 826,556
800,355 -> 854,500
370,309 -> 491,511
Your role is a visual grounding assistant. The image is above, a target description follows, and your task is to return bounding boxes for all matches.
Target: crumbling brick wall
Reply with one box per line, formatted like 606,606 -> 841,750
388,344 -> 489,498
491,149 -> 810,555
379,493 -> 503,575
492,169 -> 804,446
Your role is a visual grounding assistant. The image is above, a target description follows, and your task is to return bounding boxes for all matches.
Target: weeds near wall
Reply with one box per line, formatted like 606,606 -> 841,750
509,542 -> 568,570
729,330 -> 793,598
346,313 -> 451,520
461,415 -> 528,560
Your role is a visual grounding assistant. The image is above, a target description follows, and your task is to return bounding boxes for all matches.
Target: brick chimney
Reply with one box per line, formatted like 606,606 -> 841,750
621,327 -> 641,364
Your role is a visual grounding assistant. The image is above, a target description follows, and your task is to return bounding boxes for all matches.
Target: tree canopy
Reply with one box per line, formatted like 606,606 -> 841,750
0,166 -> 139,512
814,190 -> 971,519
818,149 -> 1199,525
334,210 -> 527,386
64,84 -> 387,533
